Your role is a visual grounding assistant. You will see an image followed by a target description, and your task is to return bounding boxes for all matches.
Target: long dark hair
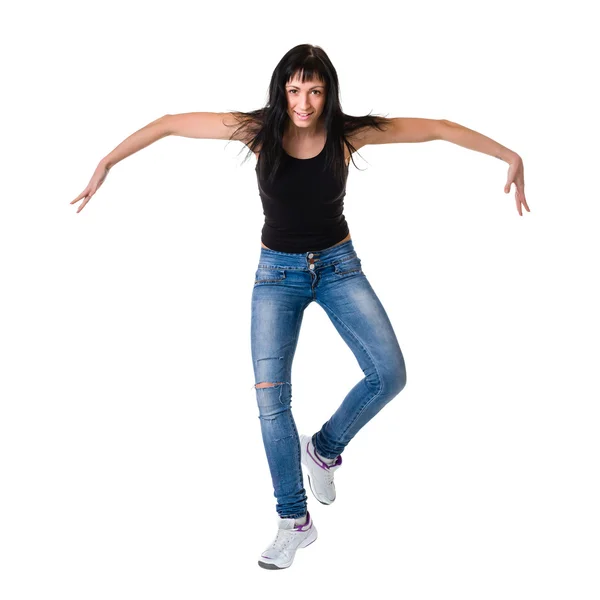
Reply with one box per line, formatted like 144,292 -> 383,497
225,44 -> 392,188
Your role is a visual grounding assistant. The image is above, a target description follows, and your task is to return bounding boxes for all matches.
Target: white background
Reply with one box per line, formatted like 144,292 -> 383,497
1,0 -> 599,598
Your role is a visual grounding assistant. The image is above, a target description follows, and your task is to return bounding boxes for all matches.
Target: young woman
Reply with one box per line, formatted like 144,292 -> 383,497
71,44 -> 529,570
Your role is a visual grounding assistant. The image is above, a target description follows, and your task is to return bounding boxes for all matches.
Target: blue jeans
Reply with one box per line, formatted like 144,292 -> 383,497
251,239 -> 407,518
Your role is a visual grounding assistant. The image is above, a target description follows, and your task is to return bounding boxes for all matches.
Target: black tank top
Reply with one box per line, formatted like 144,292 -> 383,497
255,144 -> 350,253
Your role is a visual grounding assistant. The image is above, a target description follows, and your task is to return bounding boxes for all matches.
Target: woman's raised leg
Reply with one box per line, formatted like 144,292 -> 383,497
312,267 -> 407,459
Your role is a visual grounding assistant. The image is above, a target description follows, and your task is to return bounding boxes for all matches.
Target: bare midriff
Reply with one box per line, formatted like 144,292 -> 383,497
260,231 -> 352,251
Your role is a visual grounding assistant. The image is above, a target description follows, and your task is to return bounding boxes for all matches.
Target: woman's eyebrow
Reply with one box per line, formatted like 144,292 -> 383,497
286,85 -> 325,89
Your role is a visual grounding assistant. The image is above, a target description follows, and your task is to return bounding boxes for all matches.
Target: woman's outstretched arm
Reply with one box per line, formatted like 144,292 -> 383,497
70,112 -> 240,213
356,118 -> 529,216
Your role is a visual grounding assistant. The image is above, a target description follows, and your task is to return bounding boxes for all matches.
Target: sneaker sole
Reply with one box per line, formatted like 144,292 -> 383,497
257,526 -> 318,570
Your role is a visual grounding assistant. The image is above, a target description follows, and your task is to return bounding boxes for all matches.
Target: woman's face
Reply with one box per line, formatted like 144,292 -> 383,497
285,72 -> 326,129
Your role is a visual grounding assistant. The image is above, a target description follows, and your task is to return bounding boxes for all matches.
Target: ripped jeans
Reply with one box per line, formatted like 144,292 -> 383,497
251,239 -> 407,519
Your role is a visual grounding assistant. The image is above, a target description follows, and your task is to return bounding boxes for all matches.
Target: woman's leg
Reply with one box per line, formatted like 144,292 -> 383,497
251,272 -> 312,519
313,265 -> 407,459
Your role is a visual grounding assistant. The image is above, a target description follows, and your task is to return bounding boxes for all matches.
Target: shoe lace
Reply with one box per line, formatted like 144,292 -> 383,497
323,467 -> 335,484
267,529 -> 294,553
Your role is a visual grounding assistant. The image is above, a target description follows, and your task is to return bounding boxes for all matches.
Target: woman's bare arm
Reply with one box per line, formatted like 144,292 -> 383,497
71,112 -> 242,212
97,115 -> 169,170
162,112 -> 242,140
357,117 -> 529,216
100,112 -> 241,169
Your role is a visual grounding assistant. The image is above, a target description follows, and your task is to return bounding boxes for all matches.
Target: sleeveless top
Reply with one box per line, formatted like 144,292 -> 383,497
255,143 -> 350,253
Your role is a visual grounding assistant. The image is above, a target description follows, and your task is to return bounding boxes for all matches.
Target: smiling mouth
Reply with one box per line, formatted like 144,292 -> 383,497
295,111 -> 313,117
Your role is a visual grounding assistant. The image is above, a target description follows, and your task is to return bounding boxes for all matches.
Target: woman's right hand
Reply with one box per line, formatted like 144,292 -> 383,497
70,162 -> 110,213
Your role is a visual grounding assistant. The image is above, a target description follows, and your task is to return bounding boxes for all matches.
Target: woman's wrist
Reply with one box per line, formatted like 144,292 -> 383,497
505,150 -> 521,165
99,157 -> 113,171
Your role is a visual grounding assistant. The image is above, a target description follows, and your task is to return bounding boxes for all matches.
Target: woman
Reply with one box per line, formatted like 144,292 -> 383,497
71,44 -> 529,570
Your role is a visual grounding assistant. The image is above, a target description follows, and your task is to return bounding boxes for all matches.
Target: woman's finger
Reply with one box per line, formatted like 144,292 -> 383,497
71,190 -> 88,204
517,184 -> 530,213
76,195 -> 91,213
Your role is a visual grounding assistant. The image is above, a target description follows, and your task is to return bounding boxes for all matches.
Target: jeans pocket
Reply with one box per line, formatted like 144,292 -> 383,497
333,256 -> 363,277
254,266 -> 287,285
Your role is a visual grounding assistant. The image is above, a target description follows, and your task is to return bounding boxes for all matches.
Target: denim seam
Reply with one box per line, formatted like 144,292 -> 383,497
258,250 -> 356,271
334,253 -> 358,265
334,268 -> 362,277
255,279 -> 286,284
257,264 -> 290,270
316,298 -> 384,442
257,258 -> 355,271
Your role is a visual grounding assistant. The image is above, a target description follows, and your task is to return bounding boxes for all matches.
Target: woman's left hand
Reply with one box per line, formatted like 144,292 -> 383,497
504,154 -> 530,216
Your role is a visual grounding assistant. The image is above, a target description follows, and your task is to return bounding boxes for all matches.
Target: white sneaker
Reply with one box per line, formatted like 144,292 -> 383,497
300,434 -> 342,505
258,512 -> 318,570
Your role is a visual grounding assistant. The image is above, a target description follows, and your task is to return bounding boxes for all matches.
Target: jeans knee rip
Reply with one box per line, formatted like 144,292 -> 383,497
255,356 -> 284,363
255,381 -> 292,414
254,381 -> 287,388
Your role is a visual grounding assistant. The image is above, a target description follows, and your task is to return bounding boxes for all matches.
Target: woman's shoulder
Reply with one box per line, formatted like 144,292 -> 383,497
225,111 -> 263,147
343,115 -> 393,150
